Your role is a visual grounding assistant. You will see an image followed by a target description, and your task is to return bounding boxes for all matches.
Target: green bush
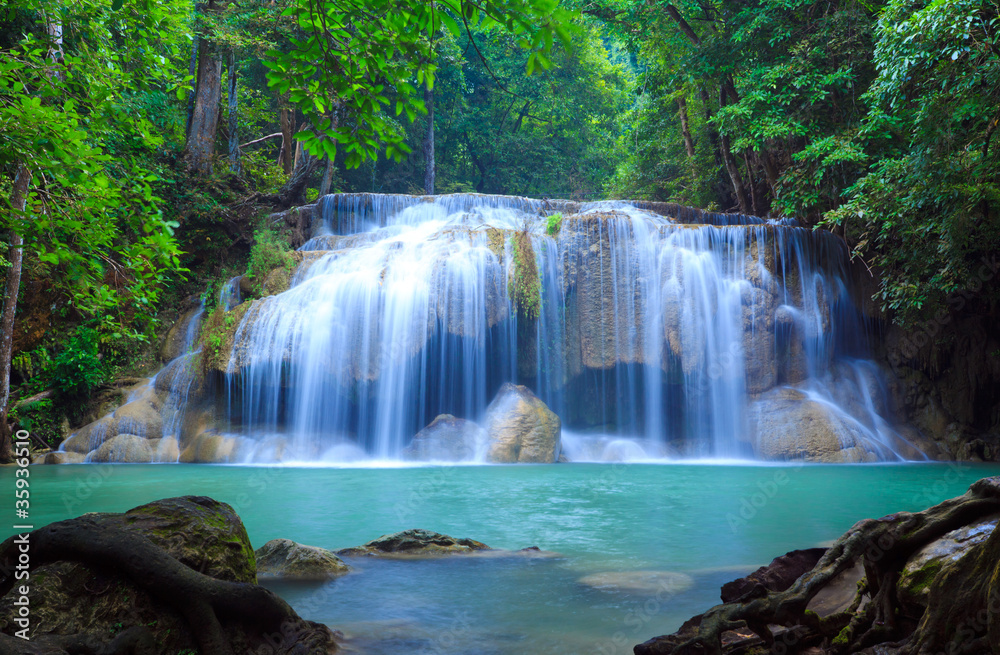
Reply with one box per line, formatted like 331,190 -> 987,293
545,212 -> 563,236
51,327 -> 108,397
246,227 -> 294,284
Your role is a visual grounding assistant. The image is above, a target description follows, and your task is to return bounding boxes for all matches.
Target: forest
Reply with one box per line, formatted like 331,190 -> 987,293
1,0 -> 998,457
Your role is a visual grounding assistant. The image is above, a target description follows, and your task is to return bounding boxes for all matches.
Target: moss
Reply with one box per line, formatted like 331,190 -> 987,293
509,231 -> 541,321
832,625 -> 852,646
901,559 -> 943,595
486,227 -> 505,264
545,212 -> 563,236
199,301 -> 252,374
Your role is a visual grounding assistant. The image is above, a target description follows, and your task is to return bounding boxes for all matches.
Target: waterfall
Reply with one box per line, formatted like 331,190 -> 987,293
214,193 -> 922,462
60,193 -> 924,464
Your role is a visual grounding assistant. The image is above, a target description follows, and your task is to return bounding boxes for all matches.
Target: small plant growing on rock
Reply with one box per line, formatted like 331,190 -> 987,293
546,212 -> 563,236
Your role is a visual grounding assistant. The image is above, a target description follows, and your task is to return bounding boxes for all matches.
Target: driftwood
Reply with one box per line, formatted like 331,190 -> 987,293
636,476 -> 1000,655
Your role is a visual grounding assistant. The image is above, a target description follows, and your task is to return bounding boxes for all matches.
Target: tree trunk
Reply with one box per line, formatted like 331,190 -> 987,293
319,159 -> 335,198
699,87 -> 722,167
278,105 -> 294,174
677,96 -> 695,157
719,89 -> 750,214
0,164 -> 30,463
424,83 -> 435,195
227,50 -> 240,173
184,0 -> 222,175
185,5 -> 200,137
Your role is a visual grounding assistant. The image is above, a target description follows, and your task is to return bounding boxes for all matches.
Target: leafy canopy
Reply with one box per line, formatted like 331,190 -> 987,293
265,0 -> 576,168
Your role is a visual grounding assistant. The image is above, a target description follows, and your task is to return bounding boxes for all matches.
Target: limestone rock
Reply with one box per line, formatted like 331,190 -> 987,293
179,432 -> 243,463
337,529 -> 490,558
578,570 -> 694,595
42,451 -> 86,465
748,387 -> 879,462
402,414 -> 486,461
159,306 -> 204,362
256,538 -> 351,580
89,434 -> 154,463
484,383 -> 561,463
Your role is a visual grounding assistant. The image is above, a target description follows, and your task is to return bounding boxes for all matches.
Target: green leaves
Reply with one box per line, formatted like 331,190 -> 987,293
0,0 -> 189,339
264,0 -> 575,167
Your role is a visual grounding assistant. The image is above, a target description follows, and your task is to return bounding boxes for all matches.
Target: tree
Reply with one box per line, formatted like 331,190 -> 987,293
266,0 -> 576,170
0,0 -> 188,460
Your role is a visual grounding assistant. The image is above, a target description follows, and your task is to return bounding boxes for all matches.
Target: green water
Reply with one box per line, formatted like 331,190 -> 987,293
5,462 -> 1000,654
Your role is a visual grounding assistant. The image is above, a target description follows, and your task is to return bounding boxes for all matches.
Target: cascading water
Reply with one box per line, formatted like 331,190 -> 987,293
59,192 -> 924,464
210,193 -> 923,463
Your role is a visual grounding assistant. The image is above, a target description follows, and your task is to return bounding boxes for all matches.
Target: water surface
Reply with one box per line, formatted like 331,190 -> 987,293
9,462 -> 999,653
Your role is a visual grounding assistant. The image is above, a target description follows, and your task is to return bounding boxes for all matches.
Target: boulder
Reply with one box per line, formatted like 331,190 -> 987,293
720,548 -> 827,602
150,437 -> 181,462
111,387 -> 164,439
88,434 -> 154,463
256,539 -> 351,580
61,415 -> 115,453
337,529 -> 490,558
897,513 -> 1000,615
747,387 -> 879,462
0,497 -> 339,655
262,265 -> 294,296
159,306 -> 204,362
484,383 -> 561,463
402,414 -> 486,461
179,432 -> 243,463
42,451 -> 86,465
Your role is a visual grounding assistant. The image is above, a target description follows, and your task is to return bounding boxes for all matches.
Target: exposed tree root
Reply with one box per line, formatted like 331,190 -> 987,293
635,476 -> 1000,655
0,515 -> 338,655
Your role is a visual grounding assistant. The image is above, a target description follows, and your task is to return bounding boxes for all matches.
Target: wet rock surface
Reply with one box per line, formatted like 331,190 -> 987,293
485,383 -> 561,463
337,529 -> 491,558
256,538 -> 351,580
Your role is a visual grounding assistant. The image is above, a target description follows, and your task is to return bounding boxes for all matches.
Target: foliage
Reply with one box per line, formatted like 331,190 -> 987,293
509,231 -> 541,320
546,212 -> 563,235
341,19 -> 630,197
266,0 -> 576,168
8,399 -> 61,447
50,327 -> 107,397
0,0 -> 189,340
246,226 -> 294,285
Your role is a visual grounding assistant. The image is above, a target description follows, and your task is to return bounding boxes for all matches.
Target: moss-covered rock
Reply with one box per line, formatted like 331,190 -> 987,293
200,300 -> 252,374
0,497 -> 262,653
337,529 -> 491,558
256,539 -> 351,580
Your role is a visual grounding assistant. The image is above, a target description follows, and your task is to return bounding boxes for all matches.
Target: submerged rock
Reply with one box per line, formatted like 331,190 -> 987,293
402,414 -> 486,461
484,383 -> 561,463
256,538 -> 351,580
578,570 -> 694,595
337,529 -> 491,558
